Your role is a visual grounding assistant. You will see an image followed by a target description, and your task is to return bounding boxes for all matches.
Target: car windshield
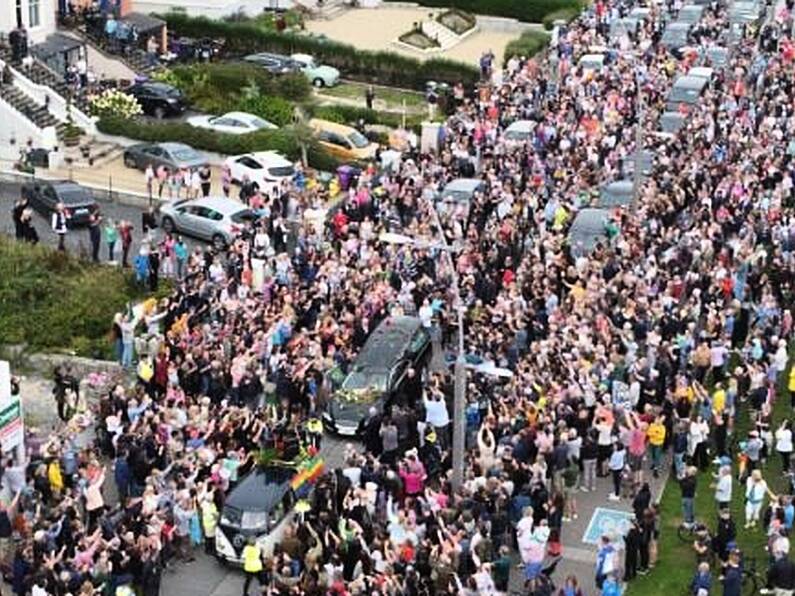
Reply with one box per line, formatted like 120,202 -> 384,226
172,148 -> 200,161
670,86 -> 701,103
505,129 -> 530,141
348,131 -> 370,149
240,511 -> 268,531
58,188 -> 91,205
268,165 -> 295,177
220,505 -> 242,527
231,210 -> 257,223
250,117 -> 271,129
341,370 -> 387,395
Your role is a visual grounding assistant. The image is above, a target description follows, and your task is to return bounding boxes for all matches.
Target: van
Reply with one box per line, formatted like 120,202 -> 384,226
665,75 -> 708,111
323,316 -> 431,435
309,119 -> 378,162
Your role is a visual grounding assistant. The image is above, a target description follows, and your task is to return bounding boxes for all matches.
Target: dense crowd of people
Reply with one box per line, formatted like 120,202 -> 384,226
4,0 -> 795,593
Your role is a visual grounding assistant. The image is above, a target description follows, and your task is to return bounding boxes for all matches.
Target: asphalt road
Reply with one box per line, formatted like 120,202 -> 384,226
0,180 -> 203,258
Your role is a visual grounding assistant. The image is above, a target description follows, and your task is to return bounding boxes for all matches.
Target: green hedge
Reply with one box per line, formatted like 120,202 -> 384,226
503,30 -> 550,64
311,104 -> 422,131
98,117 -> 341,171
383,0 -> 582,23
542,7 -> 582,29
160,13 -> 480,90
0,237 -> 148,359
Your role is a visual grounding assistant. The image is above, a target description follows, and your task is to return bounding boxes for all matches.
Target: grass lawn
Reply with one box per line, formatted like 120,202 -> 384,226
628,354 -> 793,594
319,81 -> 425,110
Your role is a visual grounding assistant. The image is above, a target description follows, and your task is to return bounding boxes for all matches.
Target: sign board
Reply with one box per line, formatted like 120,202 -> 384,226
0,399 -> 23,453
582,507 -> 634,546
612,381 -> 630,408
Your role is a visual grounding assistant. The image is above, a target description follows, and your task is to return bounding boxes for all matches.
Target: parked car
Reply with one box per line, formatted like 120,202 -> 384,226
123,142 -> 208,172
21,180 -> 98,225
215,461 -> 323,564
578,53 -> 606,73
290,53 -> 340,87
660,110 -> 687,134
503,119 -> 536,143
224,151 -> 295,192
309,119 -> 378,161
568,208 -> 612,258
666,74 -> 709,111
436,178 -> 485,213
243,52 -> 301,75
187,111 -> 277,135
323,316 -> 431,435
160,197 -> 257,249
660,21 -> 692,55
677,4 -> 705,23
595,180 -> 634,209
125,81 -> 187,119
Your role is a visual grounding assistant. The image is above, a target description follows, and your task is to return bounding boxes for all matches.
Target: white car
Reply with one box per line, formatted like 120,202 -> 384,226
225,151 -> 296,192
187,111 -> 278,135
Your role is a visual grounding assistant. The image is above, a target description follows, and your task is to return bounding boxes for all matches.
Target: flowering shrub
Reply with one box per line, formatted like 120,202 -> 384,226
89,89 -> 143,119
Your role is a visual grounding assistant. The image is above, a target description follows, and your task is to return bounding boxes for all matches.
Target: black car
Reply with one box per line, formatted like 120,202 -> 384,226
242,52 -> 301,75
215,466 -> 299,565
21,180 -> 98,225
323,316 -> 431,436
126,82 -> 187,119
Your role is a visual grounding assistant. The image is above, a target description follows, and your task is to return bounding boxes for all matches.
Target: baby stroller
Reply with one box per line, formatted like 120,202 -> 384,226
518,556 -> 561,595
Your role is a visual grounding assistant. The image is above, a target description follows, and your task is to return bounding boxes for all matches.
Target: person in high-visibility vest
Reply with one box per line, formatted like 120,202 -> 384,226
306,417 -> 323,451
242,537 -> 264,596
200,493 -> 218,556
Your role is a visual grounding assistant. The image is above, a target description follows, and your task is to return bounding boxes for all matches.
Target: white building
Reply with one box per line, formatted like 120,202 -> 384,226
0,0 -> 57,45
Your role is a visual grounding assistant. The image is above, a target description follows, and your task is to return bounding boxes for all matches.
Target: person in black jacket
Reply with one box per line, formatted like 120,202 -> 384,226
764,553 -> 795,594
624,518 -> 641,581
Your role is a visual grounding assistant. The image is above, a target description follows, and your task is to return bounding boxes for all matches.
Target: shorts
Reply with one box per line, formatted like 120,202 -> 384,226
629,453 -> 643,471
524,561 -> 543,581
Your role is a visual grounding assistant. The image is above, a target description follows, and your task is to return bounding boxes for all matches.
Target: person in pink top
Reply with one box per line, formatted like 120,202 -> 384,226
399,454 -> 426,498
625,412 -> 648,489
84,466 -> 106,530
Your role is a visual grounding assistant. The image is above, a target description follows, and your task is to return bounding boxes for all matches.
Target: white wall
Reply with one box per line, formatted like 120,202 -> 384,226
0,0 -> 57,44
0,95 -> 57,160
132,0 -> 294,19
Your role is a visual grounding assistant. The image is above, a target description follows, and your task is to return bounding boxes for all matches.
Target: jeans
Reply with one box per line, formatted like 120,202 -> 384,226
682,497 -> 694,524
108,241 -> 115,261
650,445 -> 663,471
674,452 -> 685,478
121,340 -> 134,369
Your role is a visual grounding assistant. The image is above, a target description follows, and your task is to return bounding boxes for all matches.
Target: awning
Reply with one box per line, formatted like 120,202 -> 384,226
122,12 -> 165,35
32,33 -> 84,59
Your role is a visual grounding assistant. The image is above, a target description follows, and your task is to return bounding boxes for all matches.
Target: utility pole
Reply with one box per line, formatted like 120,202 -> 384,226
632,63 -> 644,209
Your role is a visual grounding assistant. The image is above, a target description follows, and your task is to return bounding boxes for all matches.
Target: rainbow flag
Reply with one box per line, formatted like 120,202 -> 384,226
290,456 -> 325,497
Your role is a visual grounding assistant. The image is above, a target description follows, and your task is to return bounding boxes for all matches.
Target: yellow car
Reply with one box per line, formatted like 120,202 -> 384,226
309,119 -> 378,162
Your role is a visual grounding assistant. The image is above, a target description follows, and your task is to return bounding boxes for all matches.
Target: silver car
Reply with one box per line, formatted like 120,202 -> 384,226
160,197 -> 257,248
123,142 -> 208,172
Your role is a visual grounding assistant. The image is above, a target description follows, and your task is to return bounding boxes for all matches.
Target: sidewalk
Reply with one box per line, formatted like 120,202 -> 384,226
507,457 -> 670,592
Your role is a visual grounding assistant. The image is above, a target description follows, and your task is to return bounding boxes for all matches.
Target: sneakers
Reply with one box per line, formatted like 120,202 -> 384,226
573,513 -> 579,520
608,494 -> 621,501
581,486 -> 590,493
562,516 -> 572,523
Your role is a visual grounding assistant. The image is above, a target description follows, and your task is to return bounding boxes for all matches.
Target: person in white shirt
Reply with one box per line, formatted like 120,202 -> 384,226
712,465 -> 732,509
776,420 -> 793,472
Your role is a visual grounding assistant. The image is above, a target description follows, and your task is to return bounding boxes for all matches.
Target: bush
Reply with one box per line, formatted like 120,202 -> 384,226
168,63 -> 311,103
237,95 -> 294,127
383,0 -> 582,23
89,89 -> 143,119
503,30 -> 550,64
97,117 -> 340,171
0,238 -> 147,359
542,7 -> 582,29
160,13 -> 480,90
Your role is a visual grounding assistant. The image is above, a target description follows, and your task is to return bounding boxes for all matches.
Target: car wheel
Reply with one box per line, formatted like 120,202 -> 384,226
154,106 -> 166,120
212,234 -> 227,250
313,78 -> 325,88
161,216 -> 175,233
123,153 -> 137,169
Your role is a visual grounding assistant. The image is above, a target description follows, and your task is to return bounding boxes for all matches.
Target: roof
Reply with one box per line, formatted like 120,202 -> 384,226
673,75 -> 708,90
354,316 -> 422,373
220,111 -> 260,121
665,21 -> 692,31
225,467 -> 293,512
443,178 -> 483,193
123,12 -> 165,34
191,197 -> 249,215
660,111 -> 686,133
32,33 -> 84,58
597,180 -> 634,208
568,208 -> 611,256
310,118 -> 358,134
505,120 -> 536,132
689,66 -> 714,79
158,142 -> 195,152
250,151 -> 292,166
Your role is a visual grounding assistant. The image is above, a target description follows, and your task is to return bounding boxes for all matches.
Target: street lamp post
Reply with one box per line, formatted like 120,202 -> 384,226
632,66 -> 645,209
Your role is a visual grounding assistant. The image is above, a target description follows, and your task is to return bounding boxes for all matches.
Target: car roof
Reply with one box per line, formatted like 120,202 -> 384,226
245,52 -> 288,60
353,316 -> 423,374
443,178 -> 483,192
660,111 -> 686,132
224,467 -> 294,512
506,120 -> 535,132
665,21 -> 692,31
673,74 -> 708,90
598,180 -> 634,208
157,142 -> 195,152
689,66 -> 714,79
186,197 -> 249,215
51,181 -> 86,191
291,53 -> 314,62
569,208 -> 611,255
249,151 -> 292,166
309,118 -> 358,134
680,4 -> 704,13
219,112 -> 260,121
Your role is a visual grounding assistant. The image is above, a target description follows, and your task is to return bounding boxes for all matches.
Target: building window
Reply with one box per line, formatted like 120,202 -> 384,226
28,0 -> 41,28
